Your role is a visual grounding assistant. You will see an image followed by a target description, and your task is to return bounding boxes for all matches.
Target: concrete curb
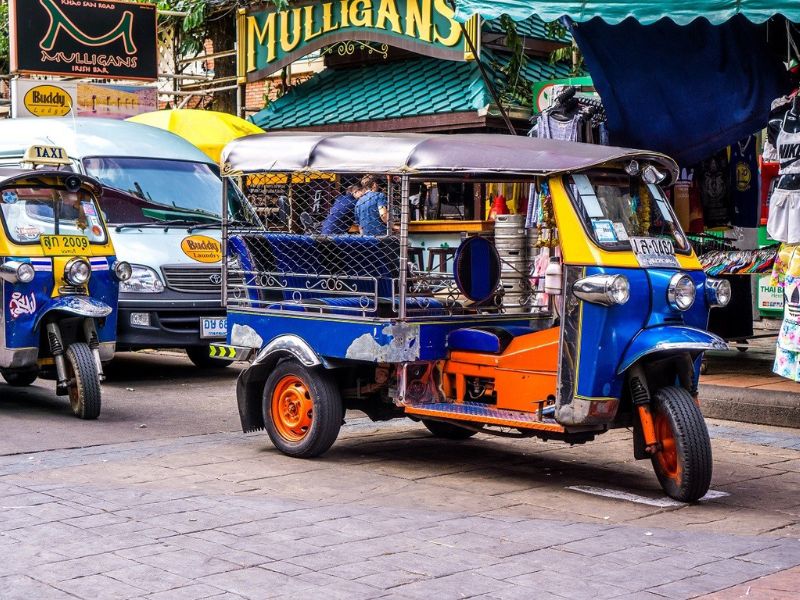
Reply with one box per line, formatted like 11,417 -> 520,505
699,383 -> 800,429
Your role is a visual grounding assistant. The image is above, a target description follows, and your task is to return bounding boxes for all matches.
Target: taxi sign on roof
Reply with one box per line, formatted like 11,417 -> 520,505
22,145 -> 71,166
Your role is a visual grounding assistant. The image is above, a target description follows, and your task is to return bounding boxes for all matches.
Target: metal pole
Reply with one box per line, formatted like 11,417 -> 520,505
398,174 -> 410,321
221,177 -> 229,309
452,4 -> 517,135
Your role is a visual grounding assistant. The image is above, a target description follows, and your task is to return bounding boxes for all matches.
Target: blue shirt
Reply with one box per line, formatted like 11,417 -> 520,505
355,191 -> 388,236
321,193 -> 357,235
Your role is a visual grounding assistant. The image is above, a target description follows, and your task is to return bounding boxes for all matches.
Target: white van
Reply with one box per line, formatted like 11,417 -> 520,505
0,118 -> 259,368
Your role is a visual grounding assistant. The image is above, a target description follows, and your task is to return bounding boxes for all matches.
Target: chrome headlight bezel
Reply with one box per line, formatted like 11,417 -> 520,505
573,274 -> 630,306
64,258 -> 91,286
0,260 -> 36,284
112,260 -> 133,282
705,277 -> 731,308
667,272 -> 696,311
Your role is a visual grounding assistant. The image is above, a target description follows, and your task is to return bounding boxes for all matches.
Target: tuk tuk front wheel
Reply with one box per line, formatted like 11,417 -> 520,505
1,368 -> 38,387
263,361 -> 343,458
65,343 -> 101,420
650,386 -> 712,502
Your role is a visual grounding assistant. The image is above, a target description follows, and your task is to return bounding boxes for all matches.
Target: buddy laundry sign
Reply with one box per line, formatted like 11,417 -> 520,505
239,0 -> 479,82
9,0 -> 158,81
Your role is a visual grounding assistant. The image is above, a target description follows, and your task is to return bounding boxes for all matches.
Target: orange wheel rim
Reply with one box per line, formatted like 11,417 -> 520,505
654,412 -> 680,481
271,375 -> 313,442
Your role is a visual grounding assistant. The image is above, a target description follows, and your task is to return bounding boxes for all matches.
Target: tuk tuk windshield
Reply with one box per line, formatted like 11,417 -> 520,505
83,157 -> 256,225
0,186 -> 108,244
565,171 -> 690,253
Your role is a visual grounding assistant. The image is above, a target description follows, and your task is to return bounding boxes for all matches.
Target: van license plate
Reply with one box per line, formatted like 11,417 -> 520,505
201,317 -> 227,339
630,237 -> 679,268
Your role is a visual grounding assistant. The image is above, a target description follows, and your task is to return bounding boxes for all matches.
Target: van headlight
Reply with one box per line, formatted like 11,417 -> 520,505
120,265 -> 164,293
706,277 -> 731,308
667,273 -> 696,311
573,274 -> 630,306
65,258 -> 91,286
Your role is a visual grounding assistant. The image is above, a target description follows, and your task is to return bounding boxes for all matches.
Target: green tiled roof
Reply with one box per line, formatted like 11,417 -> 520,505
251,51 -> 571,130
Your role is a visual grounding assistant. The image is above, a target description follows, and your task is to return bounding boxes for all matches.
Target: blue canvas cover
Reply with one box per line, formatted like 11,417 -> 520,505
571,16 -> 789,164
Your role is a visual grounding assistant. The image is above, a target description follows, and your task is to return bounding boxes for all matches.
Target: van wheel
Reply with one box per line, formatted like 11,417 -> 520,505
1,368 -> 38,387
650,386 -> 712,502
422,419 -> 478,440
263,361 -> 343,458
186,346 -> 232,369
66,343 -> 101,420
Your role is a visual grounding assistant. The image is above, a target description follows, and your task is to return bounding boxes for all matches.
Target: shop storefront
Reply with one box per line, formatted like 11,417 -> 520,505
237,1 -> 574,253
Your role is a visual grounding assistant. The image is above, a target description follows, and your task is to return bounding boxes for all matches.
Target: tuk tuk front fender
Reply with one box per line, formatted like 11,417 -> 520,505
33,296 -> 112,329
617,325 -> 727,375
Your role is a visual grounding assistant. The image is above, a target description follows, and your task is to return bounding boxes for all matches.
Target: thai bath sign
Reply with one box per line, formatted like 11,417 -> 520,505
239,0 -> 478,82
9,0 -> 158,81
12,79 -> 158,119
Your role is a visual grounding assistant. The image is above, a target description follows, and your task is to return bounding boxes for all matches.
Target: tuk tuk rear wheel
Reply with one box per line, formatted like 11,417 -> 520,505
422,419 -> 478,440
65,343 -> 101,420
263,361 -> 343,458
650,386 -> 712,502
1,368 -> 38,387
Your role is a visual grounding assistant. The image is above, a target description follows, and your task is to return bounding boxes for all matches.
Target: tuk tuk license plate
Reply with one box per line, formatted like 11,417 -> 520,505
201,317 -> 227,339
40,235 -> 90,255
630,237 -> 680,268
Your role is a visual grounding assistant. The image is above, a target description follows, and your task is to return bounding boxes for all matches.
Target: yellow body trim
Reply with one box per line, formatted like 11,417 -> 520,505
548,177 -> 702,270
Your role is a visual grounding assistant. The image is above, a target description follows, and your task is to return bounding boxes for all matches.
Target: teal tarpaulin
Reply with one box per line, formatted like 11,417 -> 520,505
453,1 -> 800,25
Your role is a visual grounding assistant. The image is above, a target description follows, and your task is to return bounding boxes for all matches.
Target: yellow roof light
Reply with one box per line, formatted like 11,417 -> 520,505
22,145 -> 71,167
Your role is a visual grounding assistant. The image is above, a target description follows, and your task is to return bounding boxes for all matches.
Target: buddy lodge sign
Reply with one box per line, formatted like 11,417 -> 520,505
239,0 -> 479,82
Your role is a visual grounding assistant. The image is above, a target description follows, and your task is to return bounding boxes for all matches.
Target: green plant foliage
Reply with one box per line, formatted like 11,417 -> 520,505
488,14 -> 532,108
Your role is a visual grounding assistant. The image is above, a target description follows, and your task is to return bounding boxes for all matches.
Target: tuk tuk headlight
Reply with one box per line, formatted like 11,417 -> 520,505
112,261 -> 132,282
573,274 -> 630,306
667,273 -> 696,311
706,277 -> 731,308
120,265 -> 164,293
64,258 -> 91,286
0,260 -> 35,284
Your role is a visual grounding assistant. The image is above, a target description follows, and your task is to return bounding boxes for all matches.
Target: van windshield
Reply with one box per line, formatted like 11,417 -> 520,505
83,157 -> 254,225
564,171 -> 690,254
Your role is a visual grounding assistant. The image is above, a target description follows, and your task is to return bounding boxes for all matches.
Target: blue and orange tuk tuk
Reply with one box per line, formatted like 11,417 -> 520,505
213,133 -> 730,502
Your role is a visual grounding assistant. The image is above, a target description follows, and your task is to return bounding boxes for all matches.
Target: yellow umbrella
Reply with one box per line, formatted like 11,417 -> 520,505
127,109 -> 263,163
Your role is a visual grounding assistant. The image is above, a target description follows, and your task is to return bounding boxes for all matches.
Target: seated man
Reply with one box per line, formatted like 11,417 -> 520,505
320,184 -> 364,235
355,175 -> 389,236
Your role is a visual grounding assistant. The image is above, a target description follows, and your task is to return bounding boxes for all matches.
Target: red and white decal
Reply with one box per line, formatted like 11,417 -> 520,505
9,292 -> 36,319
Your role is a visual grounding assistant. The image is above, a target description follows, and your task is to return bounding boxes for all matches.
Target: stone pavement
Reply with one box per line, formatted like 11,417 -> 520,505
2,416 -> 800,599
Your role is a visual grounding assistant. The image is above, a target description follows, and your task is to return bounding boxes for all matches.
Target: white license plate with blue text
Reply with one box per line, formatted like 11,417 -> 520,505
201,317 -> 227,339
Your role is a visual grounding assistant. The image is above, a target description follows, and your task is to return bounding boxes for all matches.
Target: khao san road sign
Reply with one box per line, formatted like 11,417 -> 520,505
9,0 -> 158,81
239,0 -> 480,82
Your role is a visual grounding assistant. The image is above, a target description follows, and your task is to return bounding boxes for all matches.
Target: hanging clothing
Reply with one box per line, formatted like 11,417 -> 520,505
729,136 -> 759,227
673,169 -> 691,231
533,113 -> 581,142
770,244 -> 800,381
767,113 -> 800,243
698,150 -> 732,228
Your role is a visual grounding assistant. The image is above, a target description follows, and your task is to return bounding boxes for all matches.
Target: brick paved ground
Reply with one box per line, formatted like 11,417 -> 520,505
2,415 -> 800,599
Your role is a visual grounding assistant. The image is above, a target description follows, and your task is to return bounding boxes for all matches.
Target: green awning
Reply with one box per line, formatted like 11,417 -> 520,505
454,1 -> 800,25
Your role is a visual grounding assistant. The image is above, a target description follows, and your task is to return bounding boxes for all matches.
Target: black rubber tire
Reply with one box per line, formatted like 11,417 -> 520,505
422,419 -> 478,440
650,386 -> 712,502
186,346 -> 232,369
1,368 -> 38,387
263,361 -> 343,458
66,343 -> 101,420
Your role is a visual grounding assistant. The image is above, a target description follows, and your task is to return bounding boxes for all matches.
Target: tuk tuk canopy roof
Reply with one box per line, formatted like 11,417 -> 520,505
452,1 -> 800,25
221,133 -> 679,179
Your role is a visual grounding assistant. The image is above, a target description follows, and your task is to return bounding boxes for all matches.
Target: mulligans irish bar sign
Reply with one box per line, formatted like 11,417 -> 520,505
9,0 -> 158,81
239,0 -> 479,82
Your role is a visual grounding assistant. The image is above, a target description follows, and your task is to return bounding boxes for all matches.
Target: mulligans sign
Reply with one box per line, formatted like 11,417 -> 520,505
239,0 -> 480,82
8,0 -> 158,81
